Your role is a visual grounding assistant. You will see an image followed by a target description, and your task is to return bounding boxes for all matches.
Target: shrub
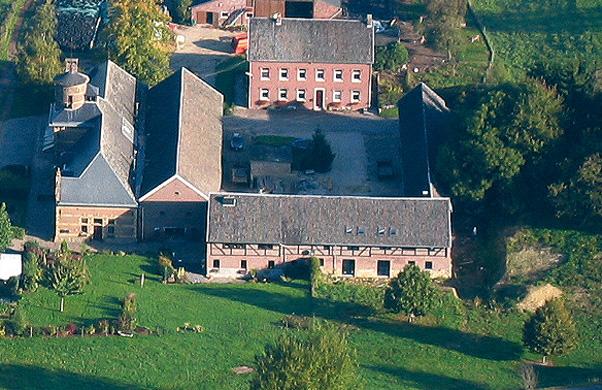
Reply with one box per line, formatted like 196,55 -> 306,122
48,242 -> 91,311
252,322 -> 359,390
384,264 -> 438,319
523,298 -> 578,363
118,293 -> 138,333
309,257 -> 322,297
0,203 -> 13,251
22,249 -> 42,292
375,42 -> 409,72
95,319 -> 111,336
158,255 -> 175,283
280,315 -> 314,330
5,306 -> 27,336
0,277 -> 20,297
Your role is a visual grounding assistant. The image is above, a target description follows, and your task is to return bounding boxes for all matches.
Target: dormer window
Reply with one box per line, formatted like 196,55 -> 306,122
377,227 -> 386,236
345,226 -> 353,234
357,226 -> 365,235
389,227 -> 398,236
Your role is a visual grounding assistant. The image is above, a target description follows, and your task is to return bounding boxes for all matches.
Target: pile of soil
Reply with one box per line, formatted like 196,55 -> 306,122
517,284 -> 563,312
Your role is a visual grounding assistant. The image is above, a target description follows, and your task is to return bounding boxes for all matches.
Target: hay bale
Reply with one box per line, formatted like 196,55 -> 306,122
517,284 -> 563,312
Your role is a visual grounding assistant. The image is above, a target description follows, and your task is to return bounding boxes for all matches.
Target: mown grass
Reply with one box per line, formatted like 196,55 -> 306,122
3,253 -> 601,389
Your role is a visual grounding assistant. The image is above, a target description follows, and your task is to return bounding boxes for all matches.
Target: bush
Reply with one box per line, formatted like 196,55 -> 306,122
309,257 -> 322,297
375,42 -> 410,72
252,321 -> 359,390
22,249 -> 42,292
0,277 -> 20,297
158,255 -> 175,282
296,130 -> 336,173
118,293 -> 137,333
5,306 -> 27,336
384,264 -> 438,319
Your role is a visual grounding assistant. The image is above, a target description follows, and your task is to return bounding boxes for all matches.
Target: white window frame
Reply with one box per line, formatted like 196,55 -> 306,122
297,68 -> 307,81
279,68 -> 289,81
220,11 -> 229,18
260,88 -> 270,101
278,88 -> 288,101
352,70 -> 362,83
332,90 -> 342,103
260,68 -> 270,81
296,89 -> 306,102
333,69 -> 343,82
351,90 -> 361,103
315,69 -> 325,82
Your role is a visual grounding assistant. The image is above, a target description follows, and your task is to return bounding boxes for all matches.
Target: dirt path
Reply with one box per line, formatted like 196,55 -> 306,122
0,0 -> 35,121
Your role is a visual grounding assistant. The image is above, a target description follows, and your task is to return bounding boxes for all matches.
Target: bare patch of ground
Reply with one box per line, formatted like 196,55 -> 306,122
504,247 -> 564,284
517,284 -> 563,312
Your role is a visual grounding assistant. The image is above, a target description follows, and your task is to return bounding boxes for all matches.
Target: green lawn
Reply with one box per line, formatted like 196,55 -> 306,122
0,253 -> 598,389
0,0 -> 27,61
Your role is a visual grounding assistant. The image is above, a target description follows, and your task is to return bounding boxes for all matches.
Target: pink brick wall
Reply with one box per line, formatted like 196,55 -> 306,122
142,178 -> 206,202
313,0 -> 342,19
249,62 -> 372,111
206,244 -> 452,279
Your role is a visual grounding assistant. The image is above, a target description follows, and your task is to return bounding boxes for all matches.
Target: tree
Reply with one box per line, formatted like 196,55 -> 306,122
375,42 -> 409,72
302,129 -> 335,173
252,322 -> 358,390
22,249 -> 43,292
104,0 -> 173,86
384,264 -> 438,320
18,0 -> 62,84
424,0 -> 467,58
117,292 -> 138,333
48,241 -> 91,312
168,0 -> 192,24
523,299 -> 578,364
0,203 -> 13,251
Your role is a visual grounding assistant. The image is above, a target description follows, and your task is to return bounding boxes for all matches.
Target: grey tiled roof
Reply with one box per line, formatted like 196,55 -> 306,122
49,102 -> 101,127
140,68 -> 223,199
248,17 -> 374,64
397,83 -> 449,197
91,60 -> 137,125
207,193 -> 452,248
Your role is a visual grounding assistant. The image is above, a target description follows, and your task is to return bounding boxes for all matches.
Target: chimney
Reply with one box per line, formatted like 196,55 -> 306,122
65,58 -> 79,73
366,14 -> 373,28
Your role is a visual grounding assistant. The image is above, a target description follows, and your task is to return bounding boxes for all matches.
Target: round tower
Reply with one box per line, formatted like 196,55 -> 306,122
54,58 -> 90,110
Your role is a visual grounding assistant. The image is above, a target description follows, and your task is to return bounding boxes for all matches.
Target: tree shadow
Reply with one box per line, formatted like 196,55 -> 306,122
196,285 -> 523,361
0,364 -> 142,389
535,364 -> 602,388
366,364 -> 488,389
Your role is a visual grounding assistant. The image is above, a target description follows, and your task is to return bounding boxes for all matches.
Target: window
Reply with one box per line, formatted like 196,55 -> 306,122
296,89 -> 306,102
345,226 -> 353,234
347,246 -> 359,251
93,218 -> 102,225
268,260 -> 275,269
332,90 -> 342,102
323,245 -> 330,250
59,229 -> 70,234
81,218 -> 88,224
258,244 -> 273,250
315,69 -> 325,81
298,68 -> 307,80
260,88 -> 269,101
213,259 -> 221,268
319,258 -> 325,267
241,260 -> 247,269
377,227 -> 386,236
220,11 -> 228,18
425,261 -> 433,270
260,68 -> 270,80
357,226 -> 365,235
279,68 -> 289,80
342,259 -> 355,276
224,243 -> 244,249
389,227 -> 398,236
81,225 -> 88,233
351,90 -> 361,103
377,260 -> 390,277
108,219 -> 116,225
334,69 -> 343,81
278,88 -> 288,101
352,70 -> 361,82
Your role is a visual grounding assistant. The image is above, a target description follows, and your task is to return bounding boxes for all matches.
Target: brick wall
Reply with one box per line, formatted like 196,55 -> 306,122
249,62 -> 372,111
55,205 -> 137,242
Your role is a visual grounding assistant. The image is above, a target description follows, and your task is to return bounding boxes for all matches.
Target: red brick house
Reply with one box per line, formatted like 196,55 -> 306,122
191,0 -> 253,27
138,68 -> 223,240
206,193 -> 453,278
247,17 -> 374,111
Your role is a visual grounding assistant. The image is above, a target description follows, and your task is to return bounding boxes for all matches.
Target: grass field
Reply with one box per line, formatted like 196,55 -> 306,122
472,0 -> 602,79
0,253 -> 598,389
0,0 -> 27,61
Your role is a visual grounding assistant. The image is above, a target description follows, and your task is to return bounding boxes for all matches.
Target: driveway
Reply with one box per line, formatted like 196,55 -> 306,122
170,25 -> 238,86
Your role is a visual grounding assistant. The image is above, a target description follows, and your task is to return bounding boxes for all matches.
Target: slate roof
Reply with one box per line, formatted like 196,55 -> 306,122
248,17 -> 374,64
207,193 -> 452,248
397,83 -> 449,197
56,60 -> 138,207
140,68 -> 223,199
54,71 -> 89,87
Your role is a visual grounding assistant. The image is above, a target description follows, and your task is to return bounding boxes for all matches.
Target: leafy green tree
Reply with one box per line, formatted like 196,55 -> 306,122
424,0 -> 467,58
375,42 -> 409,72
0,203 -> 13,251
252,322 -> 359,390
384,264 -> 438,320
48,241 -> 91,312
168,0 -> 192,23
524,299 -> 578,364
104,0 -> 173,86
18,0 -> 62,84
22,249 -> 42,292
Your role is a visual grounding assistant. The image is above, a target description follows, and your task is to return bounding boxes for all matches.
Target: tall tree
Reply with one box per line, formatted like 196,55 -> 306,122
104,0 -> 173,86
384,264 -> 438,320
49,241 -> 91,312
523,299 -> 578,364
424,0 -> 467,58
18,0 -> 63,84
0,203 -> 13,251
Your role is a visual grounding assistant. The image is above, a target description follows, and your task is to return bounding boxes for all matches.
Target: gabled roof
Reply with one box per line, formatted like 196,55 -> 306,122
397,83 -> 449,197
248,17 -> 374,64
90,60 -> 137,125
140,68 -> 223,200
207,193 -> 452,248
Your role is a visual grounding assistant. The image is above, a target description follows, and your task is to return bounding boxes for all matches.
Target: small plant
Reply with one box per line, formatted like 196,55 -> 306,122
158,255 -> 175,283
85,324 -> 96,336
95,319 -> 111,336
64,323 -> 78,336
309,257 -> 323,298
117,293 -> 138,334
5,306 -> 27,336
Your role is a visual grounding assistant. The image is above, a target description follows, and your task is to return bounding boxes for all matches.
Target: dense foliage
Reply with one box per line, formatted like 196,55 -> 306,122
375,42 -> 409,71
17,0 -> 62,85
423,0 -> 467,57
103,0 -> 173,86
298,130 -> 336,173
0,203 -> 12,251
167,0 -> 191,24
384,264 -> 438,318
117,292 -> 137,333
252,322 -> 359,390
48,242 -> 91,310
523,298 -> 578,362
